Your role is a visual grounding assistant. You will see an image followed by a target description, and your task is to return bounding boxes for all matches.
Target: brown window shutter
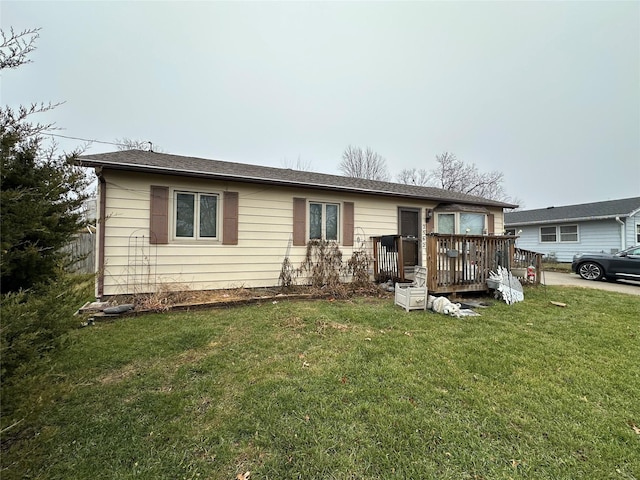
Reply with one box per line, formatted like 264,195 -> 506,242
426,212 -> 435,234
293,197 -> 306,246
150,186 -> 169,244
222,191 -> 239,245
487,213 -> 495,235
343,202 -> 354,246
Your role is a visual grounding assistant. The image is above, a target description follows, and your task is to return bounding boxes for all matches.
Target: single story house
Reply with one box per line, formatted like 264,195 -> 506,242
79,150 -> 516,298
504,197 -> 640,262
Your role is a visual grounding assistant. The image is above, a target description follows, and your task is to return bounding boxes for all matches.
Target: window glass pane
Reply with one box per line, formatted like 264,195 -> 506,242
460,213 -> 484,234
176,193 -> 195,237
540,226 -> 556,242
325,204 -> 338,240
559,225 -> 577,242
309,203 -> 322,239
199,195 -> 218,238
637,224 -> 640,243
437,214 -> 455,234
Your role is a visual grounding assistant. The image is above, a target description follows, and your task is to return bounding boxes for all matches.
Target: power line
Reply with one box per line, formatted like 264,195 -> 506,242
43,132 -> 153,151
43,132 -> 125,146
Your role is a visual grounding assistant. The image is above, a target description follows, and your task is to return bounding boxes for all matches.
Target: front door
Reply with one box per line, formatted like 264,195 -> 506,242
399,208 -> 420,270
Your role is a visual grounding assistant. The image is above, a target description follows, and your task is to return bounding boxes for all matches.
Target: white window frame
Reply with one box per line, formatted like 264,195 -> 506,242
559,224 -> 579,242
540,226 -> 557,243
539,224 -> 579,243
172,190 -> 220,241
636,223 -> 640,243
308,201 -> 340,242
436,212 -> 486,235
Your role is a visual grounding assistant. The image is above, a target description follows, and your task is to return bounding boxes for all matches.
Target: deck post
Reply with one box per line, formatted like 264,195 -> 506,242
397,236 -> 405,281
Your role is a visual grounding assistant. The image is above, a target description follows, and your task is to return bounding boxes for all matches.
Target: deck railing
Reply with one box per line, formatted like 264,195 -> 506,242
371,235 -> 405,283
511,246 -> 544,285
372,234 -> 543,294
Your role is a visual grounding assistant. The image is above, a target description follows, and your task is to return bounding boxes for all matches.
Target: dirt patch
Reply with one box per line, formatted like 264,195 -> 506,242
94,284 -> 391,317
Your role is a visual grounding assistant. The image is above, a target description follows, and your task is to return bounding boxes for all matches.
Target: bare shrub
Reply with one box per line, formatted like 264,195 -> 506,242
297,240 -> 343,289
133,283 -> 191,312
346,249 -> 372,287
278,257 -> 296,289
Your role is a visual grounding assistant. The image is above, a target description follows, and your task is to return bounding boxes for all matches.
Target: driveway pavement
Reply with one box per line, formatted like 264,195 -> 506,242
540,271 -> 640,296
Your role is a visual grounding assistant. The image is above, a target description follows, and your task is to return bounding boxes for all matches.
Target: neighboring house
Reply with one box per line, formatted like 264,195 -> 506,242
504,197 -> 640,262
79,150 -> 516,298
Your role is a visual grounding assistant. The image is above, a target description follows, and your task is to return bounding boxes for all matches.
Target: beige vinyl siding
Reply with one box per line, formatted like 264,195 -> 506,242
489,207 -> 505,234
99,170 -> 505,295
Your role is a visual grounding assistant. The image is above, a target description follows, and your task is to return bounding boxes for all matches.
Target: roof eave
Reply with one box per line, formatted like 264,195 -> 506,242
80,159 -> 514,208
505,214 -> 630,226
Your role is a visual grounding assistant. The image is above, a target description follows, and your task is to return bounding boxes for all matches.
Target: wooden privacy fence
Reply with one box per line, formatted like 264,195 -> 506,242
372,234 -> 542,294
64,231 -> 96,274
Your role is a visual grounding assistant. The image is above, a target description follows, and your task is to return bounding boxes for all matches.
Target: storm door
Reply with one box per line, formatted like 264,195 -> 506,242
399,208 -> 420,271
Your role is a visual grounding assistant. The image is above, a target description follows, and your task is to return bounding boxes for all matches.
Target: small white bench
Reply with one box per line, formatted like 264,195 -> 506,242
394,266 -> 428,312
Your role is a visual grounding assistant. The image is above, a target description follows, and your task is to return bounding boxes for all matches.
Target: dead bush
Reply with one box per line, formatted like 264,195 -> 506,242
346,249 -> 372,287
297,240 -> 343,289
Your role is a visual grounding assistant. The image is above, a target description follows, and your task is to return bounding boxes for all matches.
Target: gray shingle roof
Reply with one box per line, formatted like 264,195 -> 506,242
79,150 -> 516,208
504,197 -> 640,226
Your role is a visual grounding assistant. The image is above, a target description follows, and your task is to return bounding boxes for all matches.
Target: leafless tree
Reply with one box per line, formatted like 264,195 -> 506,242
1,27 -> 40,70
429,152 -> 509,201
281,155 -> 312,171
397,152 -> 521,206
116,138 -> 164,152
396,168 -> 430,186
339,145 -> 390,181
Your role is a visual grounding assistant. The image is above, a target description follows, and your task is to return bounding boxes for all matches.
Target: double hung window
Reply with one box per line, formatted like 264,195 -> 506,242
175,191 -> 219,240
540,226 -> 557,243
540,225 -> 578,243
559,225 -> 578,242
309,202 -> 339,241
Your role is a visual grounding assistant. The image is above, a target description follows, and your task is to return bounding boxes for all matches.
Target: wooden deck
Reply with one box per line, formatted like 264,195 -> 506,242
372,234 -> 542,294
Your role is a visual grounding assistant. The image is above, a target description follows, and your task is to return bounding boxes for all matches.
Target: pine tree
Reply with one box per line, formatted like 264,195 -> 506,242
1,28 -> 90,292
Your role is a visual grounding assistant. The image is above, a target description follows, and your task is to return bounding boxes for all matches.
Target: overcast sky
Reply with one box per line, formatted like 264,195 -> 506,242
3,1 -> 639,209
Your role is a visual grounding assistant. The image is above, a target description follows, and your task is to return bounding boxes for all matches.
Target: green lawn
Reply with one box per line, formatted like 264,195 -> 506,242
2,286 -> 639,479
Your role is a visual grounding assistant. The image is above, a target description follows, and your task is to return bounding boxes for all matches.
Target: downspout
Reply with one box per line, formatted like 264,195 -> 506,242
97,170 -> 107,299
615,216 -> 625,251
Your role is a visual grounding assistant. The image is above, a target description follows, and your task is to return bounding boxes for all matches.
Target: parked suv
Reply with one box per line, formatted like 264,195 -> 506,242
571,245 -> 640,281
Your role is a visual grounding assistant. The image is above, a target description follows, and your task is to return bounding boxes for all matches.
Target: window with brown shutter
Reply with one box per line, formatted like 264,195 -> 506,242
487,214 -> 495,235
222,191 -> 239,245
426,211 -> 435,234
293,197 -> 306,246
150,186 -> 169,244
294,198 -> 352,246
343,202 -> 354,246
152,187 -> 235,244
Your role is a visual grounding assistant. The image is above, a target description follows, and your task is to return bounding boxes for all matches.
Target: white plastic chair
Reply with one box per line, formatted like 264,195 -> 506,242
394,266 -> 428,312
